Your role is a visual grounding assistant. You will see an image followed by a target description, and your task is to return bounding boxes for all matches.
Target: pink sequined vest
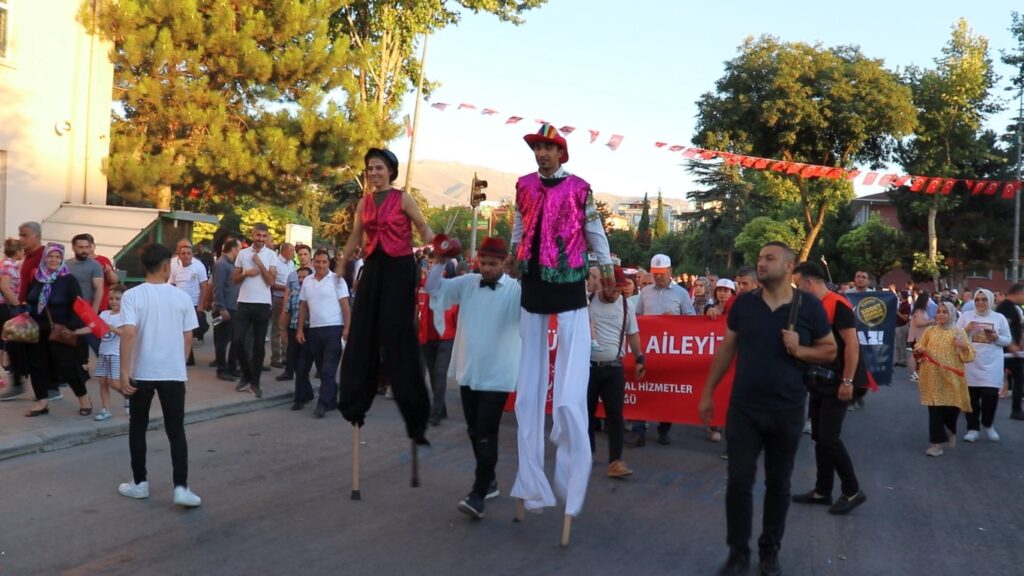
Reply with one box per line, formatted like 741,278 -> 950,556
363,189 -> 413,258
515,173 -> 590,283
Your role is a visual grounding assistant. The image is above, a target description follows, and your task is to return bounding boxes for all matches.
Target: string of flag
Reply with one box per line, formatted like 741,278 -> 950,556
410,100 -> 1022,200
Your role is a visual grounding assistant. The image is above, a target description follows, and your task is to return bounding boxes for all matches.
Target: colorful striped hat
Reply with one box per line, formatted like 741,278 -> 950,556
524,123 -> 569,163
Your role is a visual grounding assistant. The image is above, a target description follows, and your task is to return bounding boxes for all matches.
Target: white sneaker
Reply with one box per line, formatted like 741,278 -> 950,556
963,430 -> 979,443
910,372 -> 919,382
983,426 -> 1000,442
802,419 -> 812,435
173,486 -> 202,507
94,408 -> 111,421
118,481 -> 150,499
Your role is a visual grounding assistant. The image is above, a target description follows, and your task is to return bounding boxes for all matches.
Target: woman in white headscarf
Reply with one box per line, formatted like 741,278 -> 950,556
956,288 -> 1012,442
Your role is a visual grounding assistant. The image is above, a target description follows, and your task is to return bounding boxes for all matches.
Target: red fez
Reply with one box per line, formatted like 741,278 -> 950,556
478,236 -> 508,258
614,266 -> 631,288
432,234 -> 462,258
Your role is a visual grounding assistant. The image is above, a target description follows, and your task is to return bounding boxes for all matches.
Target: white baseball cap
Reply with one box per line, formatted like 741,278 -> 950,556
716,278 -> 737,292
650,254 -> 671,273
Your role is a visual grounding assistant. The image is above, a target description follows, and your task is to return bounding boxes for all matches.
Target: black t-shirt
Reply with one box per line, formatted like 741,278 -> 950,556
830,300 -> 868,389
727,288 -> 831,411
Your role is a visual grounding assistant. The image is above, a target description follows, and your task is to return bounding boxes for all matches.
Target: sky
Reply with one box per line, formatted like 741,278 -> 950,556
390,0 -> 1023,201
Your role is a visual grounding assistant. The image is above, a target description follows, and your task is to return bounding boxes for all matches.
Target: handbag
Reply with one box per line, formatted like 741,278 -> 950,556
46,307 -> 79,347
787,289 -> 838,393
2,312 -> 40,343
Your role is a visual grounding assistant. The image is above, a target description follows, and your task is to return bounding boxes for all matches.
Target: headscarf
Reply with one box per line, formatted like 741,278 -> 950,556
973,288 -> 994,317
35,242 -> 69,314
936,301 -> 958,329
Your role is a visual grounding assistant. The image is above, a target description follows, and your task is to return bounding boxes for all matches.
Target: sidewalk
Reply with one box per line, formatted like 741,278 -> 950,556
0,340 -> 302,461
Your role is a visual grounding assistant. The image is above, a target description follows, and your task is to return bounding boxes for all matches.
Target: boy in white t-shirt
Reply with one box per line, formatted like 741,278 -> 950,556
94,284 -> 127,421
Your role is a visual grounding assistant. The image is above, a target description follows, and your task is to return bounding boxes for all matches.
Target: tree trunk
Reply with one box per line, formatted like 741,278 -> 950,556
798,203 -> 828,263
928,197 -> 939,287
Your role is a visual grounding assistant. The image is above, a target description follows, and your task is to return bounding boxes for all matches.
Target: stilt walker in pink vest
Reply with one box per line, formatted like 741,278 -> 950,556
510,125 -> 615,544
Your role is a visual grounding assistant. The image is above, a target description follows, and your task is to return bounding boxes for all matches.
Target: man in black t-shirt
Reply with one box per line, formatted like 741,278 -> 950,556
791,262 -> 867,516
699,242 -> 836,576
996,283 -> 1024,419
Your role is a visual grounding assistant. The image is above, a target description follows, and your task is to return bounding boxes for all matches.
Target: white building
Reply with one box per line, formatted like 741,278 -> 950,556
614,199 -> 689,233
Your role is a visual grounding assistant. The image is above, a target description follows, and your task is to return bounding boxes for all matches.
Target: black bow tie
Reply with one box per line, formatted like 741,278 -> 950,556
480,279 -> 499,290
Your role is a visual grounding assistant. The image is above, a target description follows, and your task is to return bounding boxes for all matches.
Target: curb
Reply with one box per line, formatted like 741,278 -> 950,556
0,390 -> 293,462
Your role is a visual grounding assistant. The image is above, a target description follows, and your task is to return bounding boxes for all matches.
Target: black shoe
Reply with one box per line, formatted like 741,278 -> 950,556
291,401 -> 305,411
216,372 -> 237,383
791,490 -> 833,505
657,431 -> 671,445
275,373 -> 294,382
227,369 -> 242,378
759,551 -> 781,576
828,491 -> 867,515
717,550 -> 750,576
313,404 -> 326,418
624,432 -> 646,447
261,366 -> 271,372
485,481 -> 500,500
235,379 -> 251,392
270,361 -> 286,369
1010,411 -> 1024,421
250,385 -> 263,399
457,492 -> 485,519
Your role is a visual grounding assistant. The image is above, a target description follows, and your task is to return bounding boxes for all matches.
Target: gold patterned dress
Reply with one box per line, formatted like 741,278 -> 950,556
914,325 -> 976,412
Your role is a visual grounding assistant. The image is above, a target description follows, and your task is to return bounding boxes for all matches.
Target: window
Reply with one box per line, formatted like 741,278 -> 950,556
965,268 -> 993,280
0,1 -> 8,60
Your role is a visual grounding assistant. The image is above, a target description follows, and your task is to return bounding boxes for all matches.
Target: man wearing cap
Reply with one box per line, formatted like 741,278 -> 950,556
425,237 -> 521,519
628,253 -> 696,447
588,266 -> 645,479
510,124 -> 614,520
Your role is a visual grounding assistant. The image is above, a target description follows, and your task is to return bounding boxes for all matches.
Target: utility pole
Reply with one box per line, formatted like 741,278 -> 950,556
1014,87 -> 1023,282
403,35 -> 429,193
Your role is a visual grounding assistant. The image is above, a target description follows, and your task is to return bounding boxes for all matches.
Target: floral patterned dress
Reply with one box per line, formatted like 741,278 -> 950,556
914,325 -> 976,412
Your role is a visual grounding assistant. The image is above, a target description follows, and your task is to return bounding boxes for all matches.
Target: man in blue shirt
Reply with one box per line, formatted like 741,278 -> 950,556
699,242 -> 836,576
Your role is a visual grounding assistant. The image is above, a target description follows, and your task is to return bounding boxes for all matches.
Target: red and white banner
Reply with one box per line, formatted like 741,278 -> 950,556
505,315 -> 734,427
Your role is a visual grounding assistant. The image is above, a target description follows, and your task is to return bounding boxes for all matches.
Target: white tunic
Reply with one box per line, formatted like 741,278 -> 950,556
957,309 -> 1012,388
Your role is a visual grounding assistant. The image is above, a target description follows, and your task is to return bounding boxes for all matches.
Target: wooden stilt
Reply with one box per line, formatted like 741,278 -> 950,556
560,514 -> 572,547
411,440 -> 420,487
514,499 -> 525,523
351,425 -> 361,500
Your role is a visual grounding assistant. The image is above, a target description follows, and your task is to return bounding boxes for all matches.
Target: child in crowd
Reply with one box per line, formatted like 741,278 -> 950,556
95,284 -> 127,421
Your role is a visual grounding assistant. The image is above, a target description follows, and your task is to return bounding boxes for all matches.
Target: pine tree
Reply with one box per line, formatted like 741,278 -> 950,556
636,193 -> 652,250
653,190 -> 668,238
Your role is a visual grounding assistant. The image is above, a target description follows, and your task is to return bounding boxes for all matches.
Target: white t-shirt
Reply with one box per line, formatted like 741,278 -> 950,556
120,283 -> 199,382
98,310 -> 124,356
299,272 -> 350,328
234,246 -> 278,305
274,255 -> 295,294
169,259 -> 208,306
589,295 -> 639,362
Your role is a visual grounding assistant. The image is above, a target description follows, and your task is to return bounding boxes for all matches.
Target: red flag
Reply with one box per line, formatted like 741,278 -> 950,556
972,181 -> 988,195
770,161 -> 789,172
73,297 -> 109,339
606,134 -> 624,151
844,170 -> 861,181
825,168 -> 845,179
588,130 -> 600,143
699,149 -> 717,160
1002,181 -> 1023,199
655,142 -> 667,148
403,114 -> 412,138
983,182 -> 999,195
534,119 -> 548,124
754,158 -> 771,170
799,165 -> 817,178
431,102 -> 449,111
924,178 -> 942,194
940,179 -> 956,195
787,163 -> 806,176
861,172 -> 878,186
681,148 -> 699,159
559,126 -> 576,134
740,156 -> 758,168
892,175 -> 912,187
669,145 -> 684,152
505,116 -> 523,124
481,108 -> 499,116
458,103 -> 477,110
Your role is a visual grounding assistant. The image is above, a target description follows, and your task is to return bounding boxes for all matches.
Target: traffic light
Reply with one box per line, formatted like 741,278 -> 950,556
470,173 -> 488,207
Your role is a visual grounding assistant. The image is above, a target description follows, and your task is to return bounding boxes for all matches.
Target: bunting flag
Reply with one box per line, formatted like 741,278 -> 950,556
403,114 -> 412,138
424,97 -> 1020,198
534,118 -> 548,124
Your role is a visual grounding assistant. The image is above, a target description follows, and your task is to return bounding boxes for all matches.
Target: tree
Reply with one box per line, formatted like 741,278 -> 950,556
636,193 -> 651,250
595,200 -> 614,233
734,217 -> 805,265
895,18 -> 1003,285
694,36 -> 916,261
836,215 -> 903,282
653,191 -> 668,238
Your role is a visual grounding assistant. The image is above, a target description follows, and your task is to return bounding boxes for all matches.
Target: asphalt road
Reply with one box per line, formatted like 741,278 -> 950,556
2,369 -> 1023,576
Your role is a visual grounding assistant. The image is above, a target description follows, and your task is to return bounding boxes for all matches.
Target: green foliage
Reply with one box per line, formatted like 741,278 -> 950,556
694,35 -> 916,261
607,229 -> 646,269
636,193 -> 651,250
734,217 -> 806,264
191,221 -> 219,245
912,250 -> 948,280
836,215 -> 903,282
653,191 -> 668,238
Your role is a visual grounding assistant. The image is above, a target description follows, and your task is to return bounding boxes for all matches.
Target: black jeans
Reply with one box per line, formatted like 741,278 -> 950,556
307,325 -> 343,409
1006,358 -> 1023,414
234,302 -> 271,387
808,391 -> 859,498
725,403 -> 804,555
423,339 -> 454,421
965,387 -> 999,430
128,380 -> 188,487
587,363 -> 626,463
928,405 -> 960,444
460,386 -> 509,498
213,310 -> 238,374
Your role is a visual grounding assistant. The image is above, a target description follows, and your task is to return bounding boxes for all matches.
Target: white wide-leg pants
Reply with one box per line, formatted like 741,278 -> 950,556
511,307 -> 593,517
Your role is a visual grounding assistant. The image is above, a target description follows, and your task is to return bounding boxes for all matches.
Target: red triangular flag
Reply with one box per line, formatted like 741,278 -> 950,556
534,119 -> 548,124
606,135 -> 624,151
481,108 -> 499,116
669,145 -> 684,152
876,174 -> 897,187
431,102 -> 449,111
505,116 -> 523,124
588,130 -> 600,144
892,175 -> 912,187
559,126 -> 576,134
861,172 -> 878,186
654,142 -> 667,148
458,103 -> 477,110
680,148 -> 699,159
